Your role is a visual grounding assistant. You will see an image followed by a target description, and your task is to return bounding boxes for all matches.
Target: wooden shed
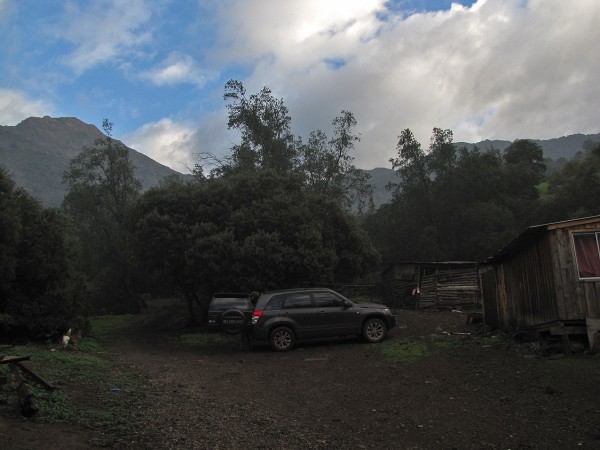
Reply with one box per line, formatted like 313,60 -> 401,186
382,261 -> 480,309
480,215 -> 600,351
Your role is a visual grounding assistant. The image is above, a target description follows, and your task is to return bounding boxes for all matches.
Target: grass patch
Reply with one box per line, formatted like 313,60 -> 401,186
0,337 -> 152,447
379,336 -> 453,363
90,314 -> 135,339
178,332 -> 235,347
90,298 -> 187,341
0,297 -> 191,447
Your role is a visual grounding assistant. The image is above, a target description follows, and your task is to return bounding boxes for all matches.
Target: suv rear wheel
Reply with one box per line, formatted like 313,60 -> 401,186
363,318 -> 387,343
270,326 -> 295,351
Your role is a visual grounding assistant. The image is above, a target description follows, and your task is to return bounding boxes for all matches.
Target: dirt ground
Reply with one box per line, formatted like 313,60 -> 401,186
2,309 -> 600,449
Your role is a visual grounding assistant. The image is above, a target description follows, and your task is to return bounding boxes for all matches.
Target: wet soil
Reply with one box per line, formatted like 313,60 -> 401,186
2,309 -> 600,449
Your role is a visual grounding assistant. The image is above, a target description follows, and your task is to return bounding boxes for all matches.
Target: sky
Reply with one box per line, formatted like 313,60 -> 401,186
1,0 -> 599,173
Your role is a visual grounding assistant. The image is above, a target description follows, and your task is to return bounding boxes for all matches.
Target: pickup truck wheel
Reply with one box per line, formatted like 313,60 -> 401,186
363,318 -> 387,343
270,326 -> 295,351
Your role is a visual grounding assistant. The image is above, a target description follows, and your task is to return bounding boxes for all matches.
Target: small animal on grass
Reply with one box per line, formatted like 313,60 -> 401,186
61,328 -> 72,349
70,329 -> 83,349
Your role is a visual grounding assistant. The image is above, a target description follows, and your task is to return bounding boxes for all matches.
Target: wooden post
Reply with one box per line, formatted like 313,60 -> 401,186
15,361 -> 56,390
9,364 -> 38,417
586,318 -> 600,353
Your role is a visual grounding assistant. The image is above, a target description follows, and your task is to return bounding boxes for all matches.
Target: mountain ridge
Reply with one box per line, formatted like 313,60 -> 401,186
1,116 -> 599,208
0,116 -> 188,207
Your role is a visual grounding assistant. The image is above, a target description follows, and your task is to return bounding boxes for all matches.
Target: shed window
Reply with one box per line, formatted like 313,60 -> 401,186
573,232 -> 600,279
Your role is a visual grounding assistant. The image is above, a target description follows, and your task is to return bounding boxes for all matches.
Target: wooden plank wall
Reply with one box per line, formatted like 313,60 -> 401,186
495,233 -> 559,329
480,267 -> 500,328
382,264 -> 418,308
491,223 -> 600,330
418,266 -> 480,309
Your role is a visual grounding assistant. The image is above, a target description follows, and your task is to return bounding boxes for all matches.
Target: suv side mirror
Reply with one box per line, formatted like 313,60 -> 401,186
343,300 -> 353,309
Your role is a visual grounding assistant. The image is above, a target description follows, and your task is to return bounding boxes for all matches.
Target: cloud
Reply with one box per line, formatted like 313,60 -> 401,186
0,89 -> 50,125
123,118 -> 197,173
140,52 -> 218,88
206,0 -> 600,169
0,0 -> 11,17
5,0 -> 598,173
58,0 -> 153,73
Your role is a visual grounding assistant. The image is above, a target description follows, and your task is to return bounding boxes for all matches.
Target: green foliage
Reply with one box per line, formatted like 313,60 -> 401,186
89,314 -> 136,339
367,130 -> 548,263
178,332 -> 233,347
301,111 -> 373,212
542,142 -> 600,220
0,341 -> 151,447
207,80 -> 373,211
222,79 -> 298,174
0,169 -> 88,338
133,171 -> 379,323
62,119 -> 143,314
0,169 -> 19,307
378,336 -> 452,363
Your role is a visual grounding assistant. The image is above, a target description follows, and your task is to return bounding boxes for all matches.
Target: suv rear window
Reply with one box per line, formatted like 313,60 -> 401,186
210,296 -> 252,311
265,295 -> 285,310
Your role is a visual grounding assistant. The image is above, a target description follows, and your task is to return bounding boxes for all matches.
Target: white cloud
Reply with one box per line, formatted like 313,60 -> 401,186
58,0 -> 153,73
123,118 -> 196,173
0,89 -> 50,125
140,52 -> 217,88
207,0 -> 600,168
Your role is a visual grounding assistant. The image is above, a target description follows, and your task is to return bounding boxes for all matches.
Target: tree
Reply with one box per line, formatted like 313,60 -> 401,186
0,169 -> 88,338
501,139 -> 546,228
0,169 -> 20,326
543,142 -> 600,220
389,128 -> 430,199
223,80 -> 298,174
62,119 -> 143,313
301,111 -> 373,211
199,80 -> 372,211
133,171 -> 379,324
366,130 -> 543,263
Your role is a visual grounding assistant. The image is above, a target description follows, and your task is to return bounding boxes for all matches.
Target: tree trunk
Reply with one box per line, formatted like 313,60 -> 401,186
185,293 -> 200,326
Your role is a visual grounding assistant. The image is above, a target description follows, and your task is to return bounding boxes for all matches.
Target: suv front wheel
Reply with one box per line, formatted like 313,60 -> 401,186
270,326 -> 295,351
363,318 -> 387,343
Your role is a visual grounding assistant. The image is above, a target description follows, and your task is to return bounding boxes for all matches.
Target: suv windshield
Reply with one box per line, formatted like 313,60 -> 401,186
210,296 -> 252,312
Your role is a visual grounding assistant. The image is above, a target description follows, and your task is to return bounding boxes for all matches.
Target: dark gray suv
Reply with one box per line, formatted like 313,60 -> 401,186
251,288 -> 396,351
207,293 -> 252,334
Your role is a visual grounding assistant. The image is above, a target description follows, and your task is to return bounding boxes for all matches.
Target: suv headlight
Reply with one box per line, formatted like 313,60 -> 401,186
383,308 -> 393,315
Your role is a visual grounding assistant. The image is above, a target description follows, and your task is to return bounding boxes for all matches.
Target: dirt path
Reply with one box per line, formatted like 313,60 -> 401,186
3,310 -> 600,449
108,310 -> 600,449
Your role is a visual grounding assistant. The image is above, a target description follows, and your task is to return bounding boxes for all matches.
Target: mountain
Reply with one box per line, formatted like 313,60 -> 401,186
362,167 -> 398,208
1,116 -> 598,209
455,132 -> 600,160
367,132 -> 600,208
0,116 -> 189,207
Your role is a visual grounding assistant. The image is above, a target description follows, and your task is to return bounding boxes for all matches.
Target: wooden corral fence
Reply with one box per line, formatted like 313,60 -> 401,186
0,352 -> 56,417
339,284 -> 380,301
382,262 -> 481,310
